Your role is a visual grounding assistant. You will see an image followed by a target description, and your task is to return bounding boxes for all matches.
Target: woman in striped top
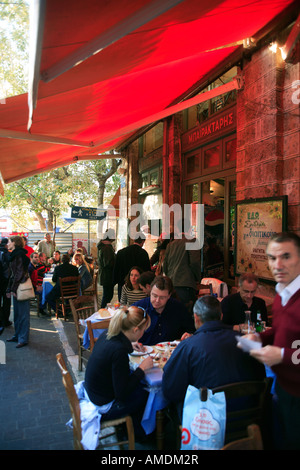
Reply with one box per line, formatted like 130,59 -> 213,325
120,266 -> 148,305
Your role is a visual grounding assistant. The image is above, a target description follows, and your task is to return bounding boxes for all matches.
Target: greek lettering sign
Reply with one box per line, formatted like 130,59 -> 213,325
71,206 -> 107,221
234,197 -> 287,280
181,105 -> 236,152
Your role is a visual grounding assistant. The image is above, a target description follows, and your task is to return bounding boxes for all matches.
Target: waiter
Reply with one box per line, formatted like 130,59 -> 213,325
246,232 -> 300,450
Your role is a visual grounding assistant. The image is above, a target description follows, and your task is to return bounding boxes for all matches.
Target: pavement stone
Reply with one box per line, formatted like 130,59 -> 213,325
0,290 -> 176,452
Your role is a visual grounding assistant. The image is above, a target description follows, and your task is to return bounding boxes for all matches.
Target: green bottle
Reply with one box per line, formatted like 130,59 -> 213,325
256,311 -> 263,332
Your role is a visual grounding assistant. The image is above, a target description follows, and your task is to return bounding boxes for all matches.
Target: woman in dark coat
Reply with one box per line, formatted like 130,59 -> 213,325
6,235 -> 31,348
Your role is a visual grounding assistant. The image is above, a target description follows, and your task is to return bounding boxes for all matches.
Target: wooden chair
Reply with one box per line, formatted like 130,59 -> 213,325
56,353 -> 135,450
198,283 -> 213,296
222,424 -> 263,450
56,276 -> 81,321
204,378 -> 273,445
83,269 -> 99,306
86,319 -> 111,352
69,296 -> 98,371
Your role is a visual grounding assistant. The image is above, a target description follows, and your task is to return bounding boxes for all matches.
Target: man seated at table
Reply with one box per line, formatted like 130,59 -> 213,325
221,273 -> 268,330
49,250 -> 62,267
45,254 -> 79,312
133,275 -> 195,345
138,271 -> 156,296
162,295 -> 266,417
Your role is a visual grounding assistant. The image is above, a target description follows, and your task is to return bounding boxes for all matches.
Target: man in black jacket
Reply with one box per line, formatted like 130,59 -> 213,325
0,238 -> 11,333
113,233 -> 150,300
45,254 -> 79,311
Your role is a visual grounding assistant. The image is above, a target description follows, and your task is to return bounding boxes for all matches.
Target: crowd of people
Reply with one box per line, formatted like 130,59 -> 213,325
0,227 -> 299,450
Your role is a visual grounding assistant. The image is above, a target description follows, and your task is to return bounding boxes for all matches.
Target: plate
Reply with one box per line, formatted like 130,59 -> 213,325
130,345 -> 153,356
155,341 -> 180,350
94,313 -> 112,320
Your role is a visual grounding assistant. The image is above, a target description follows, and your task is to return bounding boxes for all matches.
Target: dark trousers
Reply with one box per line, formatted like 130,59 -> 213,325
101,384 -> 149,438
274,382 -> 300,450
100,284 -> 114,308
0,278 -> 11,326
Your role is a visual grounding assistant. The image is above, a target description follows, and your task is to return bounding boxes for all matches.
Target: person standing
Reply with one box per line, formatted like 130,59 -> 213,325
113,233 -> 150,300
37,233 -> 55,258
6,236 -> 31,348
0,238 -> 11,333
163,219 -> 201,311
245,232 -> 300,450
97,230 -> 116,308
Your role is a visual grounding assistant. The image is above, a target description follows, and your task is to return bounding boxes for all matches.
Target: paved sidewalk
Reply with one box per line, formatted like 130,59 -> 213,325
0,293 -> 176,451
0,307 -> 75,450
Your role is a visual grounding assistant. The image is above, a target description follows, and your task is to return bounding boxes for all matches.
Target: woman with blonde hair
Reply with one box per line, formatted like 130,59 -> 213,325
84,306 -> 152,439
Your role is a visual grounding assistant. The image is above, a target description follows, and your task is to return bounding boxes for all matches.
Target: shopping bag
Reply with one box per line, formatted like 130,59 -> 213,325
17,276 -> 35,301
181,385 -> 226,450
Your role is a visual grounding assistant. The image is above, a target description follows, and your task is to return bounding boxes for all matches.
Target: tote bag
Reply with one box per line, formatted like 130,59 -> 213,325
181,385 -> 226,450
17,276 -> 35,301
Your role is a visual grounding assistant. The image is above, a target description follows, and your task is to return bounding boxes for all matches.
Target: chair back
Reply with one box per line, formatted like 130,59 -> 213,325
198,283 -> 213,296
86,319 -> 111,352
56,353 -> 83,450
222,424 -> 263,450
201,277 -> 228,298
59,276 -> 81,301
201,378 -> 272,445
83,269 -> 98,302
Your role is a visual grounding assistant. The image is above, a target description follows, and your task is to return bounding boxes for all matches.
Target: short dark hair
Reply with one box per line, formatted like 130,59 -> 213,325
62,254 -> 70,264
150,275 -> 173,294
238,273 -> 259,287
193,295 -> 221,323
138,271 -> 156,287
268,231 -> 300,255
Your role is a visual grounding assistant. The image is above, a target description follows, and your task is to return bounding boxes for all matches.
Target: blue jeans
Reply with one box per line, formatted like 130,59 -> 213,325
13,296 -> 30,343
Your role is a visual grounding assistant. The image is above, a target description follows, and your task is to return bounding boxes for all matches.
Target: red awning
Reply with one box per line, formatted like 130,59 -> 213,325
0,0 -> 297,184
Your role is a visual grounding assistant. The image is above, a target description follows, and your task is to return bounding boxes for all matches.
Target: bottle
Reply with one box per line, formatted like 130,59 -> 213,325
255,311 -> 263,333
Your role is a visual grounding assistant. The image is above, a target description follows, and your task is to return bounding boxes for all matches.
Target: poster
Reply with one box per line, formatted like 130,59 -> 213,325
235,197 -> 287,281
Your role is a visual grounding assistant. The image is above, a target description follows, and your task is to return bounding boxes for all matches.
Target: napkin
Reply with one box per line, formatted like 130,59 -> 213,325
236,335 -> 262,353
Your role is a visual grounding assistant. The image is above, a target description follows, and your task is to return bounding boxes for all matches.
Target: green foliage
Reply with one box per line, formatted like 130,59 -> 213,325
0,0 -> 29,97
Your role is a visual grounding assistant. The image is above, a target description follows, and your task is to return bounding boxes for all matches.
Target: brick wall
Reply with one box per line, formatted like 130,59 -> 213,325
236,43 -> 300,234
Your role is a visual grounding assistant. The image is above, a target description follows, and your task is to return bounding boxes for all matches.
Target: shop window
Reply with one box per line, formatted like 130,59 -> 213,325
203,143 -> 221,173
223,137 -> 237,168
186,154 -> 200,175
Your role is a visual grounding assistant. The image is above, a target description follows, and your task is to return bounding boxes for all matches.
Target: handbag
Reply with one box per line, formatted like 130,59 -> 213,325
17,276 -> 35,301
181,385 -> 226,450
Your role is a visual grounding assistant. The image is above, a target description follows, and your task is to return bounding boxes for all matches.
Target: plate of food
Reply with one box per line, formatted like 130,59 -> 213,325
155,341 -> 180,350
95,308 -> 113,320
130,345 -> 153,356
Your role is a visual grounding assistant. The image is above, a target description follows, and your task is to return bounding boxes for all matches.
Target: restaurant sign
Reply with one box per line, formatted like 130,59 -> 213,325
182,106 -> 236,152
234,196 -> 288,281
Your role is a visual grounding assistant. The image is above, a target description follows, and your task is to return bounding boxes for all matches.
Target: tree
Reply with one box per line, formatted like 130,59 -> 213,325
0,1 -> 29,97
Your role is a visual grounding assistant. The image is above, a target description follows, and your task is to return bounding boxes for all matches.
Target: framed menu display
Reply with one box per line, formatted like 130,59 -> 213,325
234,196 -> 288,281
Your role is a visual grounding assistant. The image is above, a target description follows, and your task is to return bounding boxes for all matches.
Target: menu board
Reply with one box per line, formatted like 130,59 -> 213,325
234,197 -> 287,280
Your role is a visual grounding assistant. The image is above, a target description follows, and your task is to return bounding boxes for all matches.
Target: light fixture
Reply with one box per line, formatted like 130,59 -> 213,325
269,42 -> 278,53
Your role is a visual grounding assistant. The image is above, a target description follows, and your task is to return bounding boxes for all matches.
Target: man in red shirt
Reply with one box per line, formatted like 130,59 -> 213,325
246,232 -> 300,450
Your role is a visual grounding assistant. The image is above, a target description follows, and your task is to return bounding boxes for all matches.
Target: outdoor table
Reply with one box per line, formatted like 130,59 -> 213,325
129,344 -> 176,450
80,312 -> 111,348
41,274 -> 54,310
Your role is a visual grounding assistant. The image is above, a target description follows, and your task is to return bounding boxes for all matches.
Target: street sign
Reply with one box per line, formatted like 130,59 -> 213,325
71,206 -> 107,221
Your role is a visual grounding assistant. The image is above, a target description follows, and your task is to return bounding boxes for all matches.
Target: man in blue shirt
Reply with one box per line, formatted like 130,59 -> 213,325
133,275 -> 195,346
162,295 -> 265,411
